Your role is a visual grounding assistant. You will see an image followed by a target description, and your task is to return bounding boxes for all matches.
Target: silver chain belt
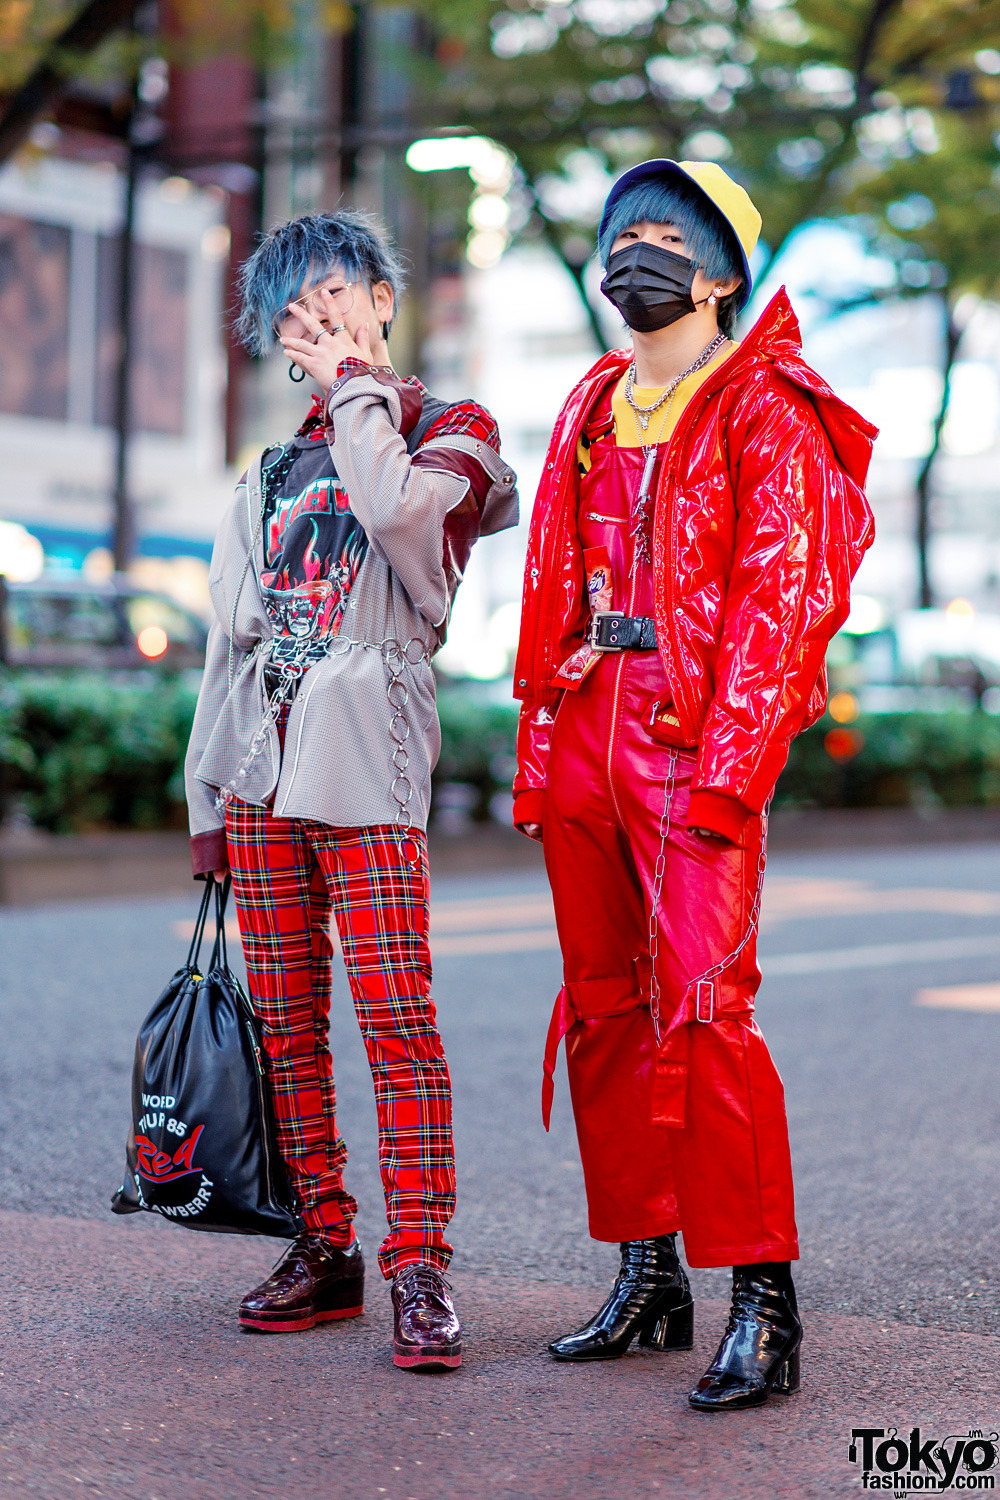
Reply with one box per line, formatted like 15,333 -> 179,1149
215,634 -> 431,855
647,755 -> 770,1044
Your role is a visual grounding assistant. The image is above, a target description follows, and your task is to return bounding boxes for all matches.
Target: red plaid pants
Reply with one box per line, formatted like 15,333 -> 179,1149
225,799 -> 455,1278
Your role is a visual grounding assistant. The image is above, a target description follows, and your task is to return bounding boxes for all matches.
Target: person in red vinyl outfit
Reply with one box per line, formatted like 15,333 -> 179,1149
512,160 -> 876,1410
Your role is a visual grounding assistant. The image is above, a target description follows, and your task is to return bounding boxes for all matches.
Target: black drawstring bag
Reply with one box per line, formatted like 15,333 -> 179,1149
111,876 -> 299,1237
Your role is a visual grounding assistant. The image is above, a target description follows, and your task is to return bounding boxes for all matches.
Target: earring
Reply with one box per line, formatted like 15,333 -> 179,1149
707,288 -> 721,307
288,362 -> 306,382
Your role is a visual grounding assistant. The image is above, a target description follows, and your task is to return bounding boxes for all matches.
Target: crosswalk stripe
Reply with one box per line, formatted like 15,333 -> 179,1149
763,933 -> 1000,978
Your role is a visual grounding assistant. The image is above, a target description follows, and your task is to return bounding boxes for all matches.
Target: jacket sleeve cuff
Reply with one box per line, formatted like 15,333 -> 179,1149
512,787 -> 545,829
687,789 -> 752,844
191,828 -> 228,879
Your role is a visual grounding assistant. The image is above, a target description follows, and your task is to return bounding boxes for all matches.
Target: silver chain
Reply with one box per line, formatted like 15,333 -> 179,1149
646,757 -> 770,1042
227,442 -> 290,692
647,751 -> 678,1044
380,636 -> 432,846
623,334 -> 727,432
214,634 -> 430,843
214,658 -> 303,813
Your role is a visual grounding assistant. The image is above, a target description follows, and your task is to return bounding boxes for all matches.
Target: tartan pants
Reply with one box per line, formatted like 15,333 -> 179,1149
225,800 -> 455,1278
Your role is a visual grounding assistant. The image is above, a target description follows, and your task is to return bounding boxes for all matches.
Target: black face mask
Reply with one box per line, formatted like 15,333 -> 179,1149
600,241 -> 700,332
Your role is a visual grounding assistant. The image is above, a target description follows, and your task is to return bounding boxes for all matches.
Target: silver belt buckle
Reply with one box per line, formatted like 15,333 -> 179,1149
590,611 -> 625,652
694,979 -> 715,1023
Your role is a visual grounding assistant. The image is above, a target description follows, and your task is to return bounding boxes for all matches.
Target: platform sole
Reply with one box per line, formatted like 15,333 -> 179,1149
393,1344 -> 462,1370
239,1302 -> 364,1333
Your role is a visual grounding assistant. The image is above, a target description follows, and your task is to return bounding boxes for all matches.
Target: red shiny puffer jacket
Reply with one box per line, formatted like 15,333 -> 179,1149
512,288 -> 877,836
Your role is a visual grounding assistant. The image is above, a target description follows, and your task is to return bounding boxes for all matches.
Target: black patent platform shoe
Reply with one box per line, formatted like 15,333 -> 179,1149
549,1233 -> 694,1361
688,1261 -> 801,1411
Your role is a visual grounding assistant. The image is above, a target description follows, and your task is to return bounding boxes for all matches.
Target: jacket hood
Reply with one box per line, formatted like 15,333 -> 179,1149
738,288 -> 879,488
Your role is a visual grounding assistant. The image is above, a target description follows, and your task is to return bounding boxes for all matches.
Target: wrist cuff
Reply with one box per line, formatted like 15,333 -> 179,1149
687,789 -> 752,844
512,787 -> 545,829
191,827 -> 227,879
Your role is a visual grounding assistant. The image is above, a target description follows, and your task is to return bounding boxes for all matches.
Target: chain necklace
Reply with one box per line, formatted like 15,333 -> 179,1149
626,333 -> 729,565
623,332 -> 727,432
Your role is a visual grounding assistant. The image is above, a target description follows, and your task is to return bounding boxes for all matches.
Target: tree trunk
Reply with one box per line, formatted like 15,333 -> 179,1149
914,297 -> 962,610
531,199 -> 612,354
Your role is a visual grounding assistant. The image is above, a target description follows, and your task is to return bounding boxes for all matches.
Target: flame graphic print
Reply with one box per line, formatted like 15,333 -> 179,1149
260,468 -> 368,643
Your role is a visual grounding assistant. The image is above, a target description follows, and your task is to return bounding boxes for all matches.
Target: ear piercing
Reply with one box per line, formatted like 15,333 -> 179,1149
707,287 -> 723,307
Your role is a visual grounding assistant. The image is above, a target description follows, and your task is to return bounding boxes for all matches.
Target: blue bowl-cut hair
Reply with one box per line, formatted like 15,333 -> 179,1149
598,178 -> 744,336
236,209 -> 407,356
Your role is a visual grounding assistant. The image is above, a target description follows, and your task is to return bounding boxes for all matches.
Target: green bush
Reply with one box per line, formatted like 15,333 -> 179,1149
777,711 -> 1000,809
0,673 -> 199,832
6,671 -> 1000,834
0,672 -> 521,833
434,686 -> 520,819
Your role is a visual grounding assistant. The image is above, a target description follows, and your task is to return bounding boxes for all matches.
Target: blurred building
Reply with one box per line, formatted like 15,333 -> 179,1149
0,152 -> 229,607
0,3 -> 434,616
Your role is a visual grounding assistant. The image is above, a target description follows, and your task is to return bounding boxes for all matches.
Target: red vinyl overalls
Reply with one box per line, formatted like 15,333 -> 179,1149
542,406 -> 799,1269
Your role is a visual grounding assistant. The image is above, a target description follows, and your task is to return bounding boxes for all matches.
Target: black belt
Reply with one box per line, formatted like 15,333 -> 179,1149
589,611 -> 658,652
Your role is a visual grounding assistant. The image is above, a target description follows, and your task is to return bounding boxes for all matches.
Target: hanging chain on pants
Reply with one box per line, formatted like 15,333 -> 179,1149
646,756 -> 770,1041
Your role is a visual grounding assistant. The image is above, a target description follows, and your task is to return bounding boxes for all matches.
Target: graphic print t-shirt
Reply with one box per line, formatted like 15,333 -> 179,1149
258,426 -> 368,652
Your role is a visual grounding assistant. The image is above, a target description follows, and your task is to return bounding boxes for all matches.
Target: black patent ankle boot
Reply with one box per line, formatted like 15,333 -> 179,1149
549,1234 -> 694,1361
688,1261 -> 801,1411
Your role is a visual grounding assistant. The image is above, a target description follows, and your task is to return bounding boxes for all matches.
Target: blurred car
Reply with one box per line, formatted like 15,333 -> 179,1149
0,574 -> 208,670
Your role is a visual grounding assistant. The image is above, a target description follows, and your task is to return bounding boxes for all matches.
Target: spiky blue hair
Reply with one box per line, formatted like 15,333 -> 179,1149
235,209 -> 407,356
598,178 -> 744,336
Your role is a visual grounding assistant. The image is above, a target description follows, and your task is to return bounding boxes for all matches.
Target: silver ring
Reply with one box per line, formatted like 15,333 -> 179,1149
315,325 -> 346,342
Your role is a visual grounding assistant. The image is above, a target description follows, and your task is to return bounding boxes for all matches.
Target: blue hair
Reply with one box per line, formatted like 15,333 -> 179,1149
598,179 -> 743,335
236,209 -> 407,356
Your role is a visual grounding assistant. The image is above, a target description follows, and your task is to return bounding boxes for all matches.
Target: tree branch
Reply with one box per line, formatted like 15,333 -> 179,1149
0,0 -> 142,165
915,296 -> 962,609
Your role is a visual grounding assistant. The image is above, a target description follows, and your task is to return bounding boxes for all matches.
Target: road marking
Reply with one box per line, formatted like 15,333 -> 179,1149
432,928 -> 561,957
914,983 -> 1000,1012
173,918 -> 241,941
430,893 -> 554,933
764,932 -> 1000,978
760,877 -> 1000,928
173,885 -> 1000,973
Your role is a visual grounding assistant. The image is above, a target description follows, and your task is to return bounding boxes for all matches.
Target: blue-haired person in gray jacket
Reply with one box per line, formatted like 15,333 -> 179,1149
185,209 -> 518,1370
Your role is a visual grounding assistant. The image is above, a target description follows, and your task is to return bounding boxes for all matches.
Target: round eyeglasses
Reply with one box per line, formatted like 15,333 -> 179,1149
272,279 -> 355,338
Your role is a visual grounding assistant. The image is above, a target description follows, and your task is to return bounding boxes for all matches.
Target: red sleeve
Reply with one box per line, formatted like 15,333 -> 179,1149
411,401 -> 501,503
409,400 -> 503,601
513,788 -> 546,828
512,700 -> 557,828
418,401 -> 500,452
693,373 -> 874,812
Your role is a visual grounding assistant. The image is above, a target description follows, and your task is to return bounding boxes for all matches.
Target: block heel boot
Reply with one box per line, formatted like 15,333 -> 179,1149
549,1233 -> 694,1361
688,1261 -> 801,1411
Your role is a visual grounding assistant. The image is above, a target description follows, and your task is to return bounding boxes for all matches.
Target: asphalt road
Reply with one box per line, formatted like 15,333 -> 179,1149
4,838 -> 1000,1498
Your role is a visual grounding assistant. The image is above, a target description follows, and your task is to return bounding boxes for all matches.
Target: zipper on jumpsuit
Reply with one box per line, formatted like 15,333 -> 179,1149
604,443 -> 659,830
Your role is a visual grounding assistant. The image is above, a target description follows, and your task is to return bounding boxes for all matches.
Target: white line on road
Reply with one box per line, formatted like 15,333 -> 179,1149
763,932 -> 1000,978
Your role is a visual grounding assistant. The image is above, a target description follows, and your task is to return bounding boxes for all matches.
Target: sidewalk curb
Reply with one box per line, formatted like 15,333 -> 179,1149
3,807 -> 1000,905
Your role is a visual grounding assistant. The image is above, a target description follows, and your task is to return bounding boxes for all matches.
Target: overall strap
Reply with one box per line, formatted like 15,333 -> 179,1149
405,392 -> 453,454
